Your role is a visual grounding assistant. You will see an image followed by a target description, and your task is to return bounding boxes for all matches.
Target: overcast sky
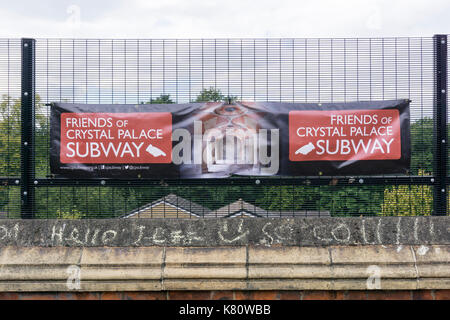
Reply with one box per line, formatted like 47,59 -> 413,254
0,0 -> 448,38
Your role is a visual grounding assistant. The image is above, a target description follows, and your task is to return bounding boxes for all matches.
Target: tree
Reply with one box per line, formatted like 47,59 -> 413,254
195,87 -> 224,102
194,87 -> 237,103
139,94 -> 175,105
410,117 -> 433,175
381,171 -> 432,216
0,95 -> 21,176
145,94 -> 174,104
0,94 -> 47,177
0,94 -> 48,215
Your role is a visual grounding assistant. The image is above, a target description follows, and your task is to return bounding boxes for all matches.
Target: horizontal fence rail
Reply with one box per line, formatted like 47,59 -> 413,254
0,36 -> 448,218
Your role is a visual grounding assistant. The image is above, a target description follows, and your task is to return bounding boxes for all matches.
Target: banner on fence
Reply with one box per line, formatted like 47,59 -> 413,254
50,99 -> 410,178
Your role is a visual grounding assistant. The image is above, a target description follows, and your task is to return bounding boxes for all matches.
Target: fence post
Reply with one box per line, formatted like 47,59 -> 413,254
20,38 -> 35,219
433,34 -> 448,216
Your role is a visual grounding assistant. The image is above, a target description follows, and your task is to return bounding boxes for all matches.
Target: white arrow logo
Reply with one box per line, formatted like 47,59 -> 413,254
295,142 -> 315,155
146,144 -> 166,157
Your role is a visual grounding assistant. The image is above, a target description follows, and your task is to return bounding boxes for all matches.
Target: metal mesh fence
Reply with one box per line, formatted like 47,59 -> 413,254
0,37 -> 445,218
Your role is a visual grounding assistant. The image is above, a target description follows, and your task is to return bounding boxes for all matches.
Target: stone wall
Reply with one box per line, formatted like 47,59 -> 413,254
0,217 -> 449,299
0,217 -> 448,247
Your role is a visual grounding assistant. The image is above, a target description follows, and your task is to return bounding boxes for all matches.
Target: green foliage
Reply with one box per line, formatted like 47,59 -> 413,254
195,87 -> 224,102
144,94 -> 174,104
0,187 -> 9,208
381,170 -> 432,216
0,95 -> 22,176
256,185 -> 383,215
0,94 -> 48,177
194,87 -> 237,103
410,117 -> 433,175
56,207 -> 85,219
259,186 -> 306,211
35,205 -> 85,219
32,186 -> 141,219
381,184 -> 432,216
319,186 -> 384,216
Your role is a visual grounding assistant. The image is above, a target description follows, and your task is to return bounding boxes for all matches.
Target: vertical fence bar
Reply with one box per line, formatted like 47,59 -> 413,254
21,38 -> 35,218
433,34 -> 447,216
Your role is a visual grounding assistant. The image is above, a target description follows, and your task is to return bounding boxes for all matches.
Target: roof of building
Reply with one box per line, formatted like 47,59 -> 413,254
122,193 -> 212,218
206,199 -> 330,218
123,194 -> 330,218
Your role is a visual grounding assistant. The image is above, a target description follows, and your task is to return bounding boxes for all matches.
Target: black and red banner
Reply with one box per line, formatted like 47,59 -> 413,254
50,100 -> 410,178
